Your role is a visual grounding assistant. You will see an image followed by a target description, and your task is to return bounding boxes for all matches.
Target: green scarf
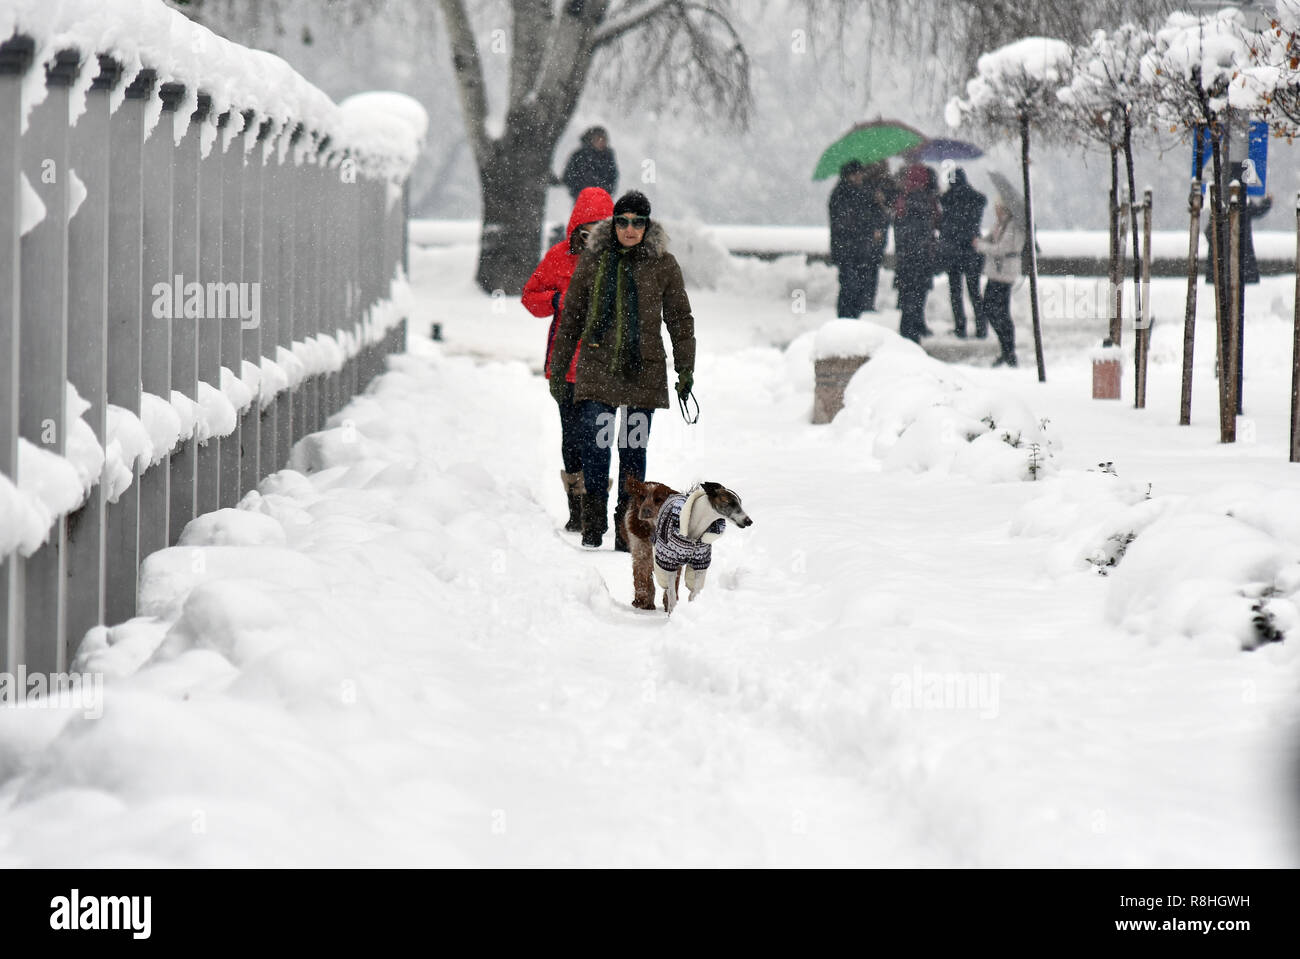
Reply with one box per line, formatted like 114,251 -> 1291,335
582,245 -> 641,377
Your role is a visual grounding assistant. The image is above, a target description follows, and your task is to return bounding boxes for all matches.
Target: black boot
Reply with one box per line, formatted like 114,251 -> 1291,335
613,475 -> 631,552
581,484 -> 608,549
561,471 -> 583,533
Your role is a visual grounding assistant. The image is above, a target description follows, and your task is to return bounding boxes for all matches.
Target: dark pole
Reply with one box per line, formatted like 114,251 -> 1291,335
1021,114 -> 1045,382
1225,181 -> 1241,443
1109,144 -> 1122,346
1180,179 -> 1202,426
1292,191 -> 1300,462
1135,188 -> 1152,409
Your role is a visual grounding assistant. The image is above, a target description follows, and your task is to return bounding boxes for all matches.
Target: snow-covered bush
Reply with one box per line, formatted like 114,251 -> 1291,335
817,320 -> 1058,483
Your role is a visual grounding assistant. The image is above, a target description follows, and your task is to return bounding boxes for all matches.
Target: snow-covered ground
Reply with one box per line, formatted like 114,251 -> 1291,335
1,229 -> 1298,867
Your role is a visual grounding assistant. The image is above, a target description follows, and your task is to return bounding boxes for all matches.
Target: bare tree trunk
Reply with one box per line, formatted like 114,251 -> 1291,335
1135,188 -> 1152,409
1124,114 -> 1141,336
1209,135 -> 1234,442
1226,182 -> 1241,442
1108,144 -> 1121,347
1180,178 -> 1201,426
1292,191 -> 1300,462
1020,115 -> 1045,382
475,134 -> 555,294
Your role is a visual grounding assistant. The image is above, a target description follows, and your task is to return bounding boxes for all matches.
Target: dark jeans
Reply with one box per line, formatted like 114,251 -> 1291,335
983,280 -> 1015,359
897,278 -> 930,342
837,262 -> 872,318
578,401 -> 654,508
948,269 -> 984,334
554,381 -> 583,475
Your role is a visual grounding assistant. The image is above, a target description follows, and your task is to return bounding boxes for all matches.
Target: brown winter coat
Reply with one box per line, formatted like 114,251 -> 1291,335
549,219 -> 696,410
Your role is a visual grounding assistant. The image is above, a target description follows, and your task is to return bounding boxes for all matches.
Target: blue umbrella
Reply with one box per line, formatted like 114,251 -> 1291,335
906,138 -> 984,162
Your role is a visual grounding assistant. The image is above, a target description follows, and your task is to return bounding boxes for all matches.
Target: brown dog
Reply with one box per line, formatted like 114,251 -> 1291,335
621,478 -> 679,610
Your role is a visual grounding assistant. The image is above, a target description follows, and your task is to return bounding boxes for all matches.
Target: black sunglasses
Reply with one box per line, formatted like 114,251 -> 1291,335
614,215 -> 648,229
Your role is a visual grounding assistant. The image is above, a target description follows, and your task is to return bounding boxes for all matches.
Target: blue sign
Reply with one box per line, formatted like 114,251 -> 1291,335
1193,121 -> 1268,196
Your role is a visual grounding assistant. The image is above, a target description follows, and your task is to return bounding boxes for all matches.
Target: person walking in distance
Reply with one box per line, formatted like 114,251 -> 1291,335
522,187 -> 615,533
829,160 -> 886,318
937,167 -> 987,337
892,163 -> 941,341
973,198 -> 1025,367
555,126 -> 618,201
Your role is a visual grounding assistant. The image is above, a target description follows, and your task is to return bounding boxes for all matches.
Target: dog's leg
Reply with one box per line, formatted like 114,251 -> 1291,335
684,566 -> 706,602
631,538 -> 655,609
654,560 -> 678,613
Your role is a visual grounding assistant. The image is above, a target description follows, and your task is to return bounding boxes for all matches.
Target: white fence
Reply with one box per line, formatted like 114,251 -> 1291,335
1,3 -> 425,674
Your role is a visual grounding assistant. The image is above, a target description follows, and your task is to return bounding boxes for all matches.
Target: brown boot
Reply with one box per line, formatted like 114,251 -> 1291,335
560,471 -> 584,532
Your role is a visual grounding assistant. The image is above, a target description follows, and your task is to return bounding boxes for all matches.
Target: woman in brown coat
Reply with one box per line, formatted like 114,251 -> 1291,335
549,191 -> 696,550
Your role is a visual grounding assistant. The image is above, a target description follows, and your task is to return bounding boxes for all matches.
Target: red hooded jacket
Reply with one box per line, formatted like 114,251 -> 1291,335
521,187 -> 614,381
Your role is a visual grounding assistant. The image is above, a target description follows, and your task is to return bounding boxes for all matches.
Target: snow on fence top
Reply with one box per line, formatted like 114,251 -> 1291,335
0,0 -> 426,178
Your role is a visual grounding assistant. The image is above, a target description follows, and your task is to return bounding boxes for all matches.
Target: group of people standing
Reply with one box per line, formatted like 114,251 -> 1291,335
828,160 -> 1024,367
525,128 -> 695,551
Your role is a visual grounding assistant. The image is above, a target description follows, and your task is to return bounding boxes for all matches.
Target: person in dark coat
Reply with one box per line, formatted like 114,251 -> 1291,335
1205,192 -> 1272,285
828,161 -> 879,317
521,187 -> 615,534
555,126 -> 619,202
860,161 -> 894,311
937,168 -> 987,338
892,163 -> 941,342
549,191 -> 696,551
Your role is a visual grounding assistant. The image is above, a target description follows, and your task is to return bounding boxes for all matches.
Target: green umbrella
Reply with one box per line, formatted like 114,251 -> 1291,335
812,121 -> 927,181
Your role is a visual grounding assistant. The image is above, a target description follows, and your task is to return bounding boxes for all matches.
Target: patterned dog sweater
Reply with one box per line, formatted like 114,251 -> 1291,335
653,491 -> 726,572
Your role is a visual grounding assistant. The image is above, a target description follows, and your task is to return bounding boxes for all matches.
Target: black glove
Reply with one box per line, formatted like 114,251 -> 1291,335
551,291 -> 561,314
675,371 -> 693,398
549,374 -> 567,403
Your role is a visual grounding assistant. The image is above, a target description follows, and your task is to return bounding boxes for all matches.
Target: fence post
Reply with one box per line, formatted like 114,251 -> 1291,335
276,125 -> 300,467
219,112 -> 244,507
0,34 -> 34,670
320,149 -> 339,421
307,148 -> 324,435
196,103 -> 223,516
350,158 -> 364,398
259,125 -> 280,474
291,138 -> 312,447
168,90 -> 204,546
104,68 -> 153,627
365,175 -> 385,389
238,112 -> 264,496
138,82 -> 182,561
19,49 -> 81,674
64,55 -> 120,660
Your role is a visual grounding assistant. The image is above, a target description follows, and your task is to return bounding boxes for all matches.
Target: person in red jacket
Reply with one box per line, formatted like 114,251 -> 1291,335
522,186 -> 615,533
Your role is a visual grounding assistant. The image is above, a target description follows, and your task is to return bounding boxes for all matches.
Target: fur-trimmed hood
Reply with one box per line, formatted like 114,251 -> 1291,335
581,218 -> 671,260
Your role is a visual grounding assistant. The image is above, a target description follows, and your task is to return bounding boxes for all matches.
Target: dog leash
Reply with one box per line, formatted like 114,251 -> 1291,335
678,389 -> 699,425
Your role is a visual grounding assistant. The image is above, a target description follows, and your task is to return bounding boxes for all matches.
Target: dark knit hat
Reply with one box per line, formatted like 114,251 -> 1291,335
613,190 -> 651,218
